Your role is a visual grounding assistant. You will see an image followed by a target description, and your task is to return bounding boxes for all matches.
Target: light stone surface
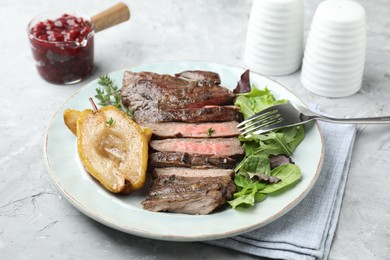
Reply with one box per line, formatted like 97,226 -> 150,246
1,0 -> 390,259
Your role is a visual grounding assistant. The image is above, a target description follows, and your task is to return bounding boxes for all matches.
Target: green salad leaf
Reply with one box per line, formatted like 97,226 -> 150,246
229,85 -> 305,209
260,164 -> 302,194
235,86 -> 288,119
228,174 -> 267,208
234,153 -> 271,178
240,125 -> 305,156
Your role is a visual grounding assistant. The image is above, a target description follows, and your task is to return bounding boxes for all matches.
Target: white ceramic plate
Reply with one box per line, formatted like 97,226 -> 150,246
44,61 -> 324,241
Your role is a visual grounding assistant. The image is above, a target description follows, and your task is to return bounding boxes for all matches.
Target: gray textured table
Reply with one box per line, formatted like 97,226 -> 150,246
1,0 -> 389,259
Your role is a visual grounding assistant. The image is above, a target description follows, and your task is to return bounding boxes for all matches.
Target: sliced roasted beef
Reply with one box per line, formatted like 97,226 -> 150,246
149,152 -> 239,169
155,105 -> 242,123
121,71 -> 236,123
153,167 -> 235,178
143,121 -> 240,139
128,105 -> 242,124
142,168 -> 236,214
149,138 -> 244,157
121,69 -> 244,215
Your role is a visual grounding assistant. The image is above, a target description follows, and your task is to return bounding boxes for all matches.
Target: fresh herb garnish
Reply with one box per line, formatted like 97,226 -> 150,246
106,117 -> 115,127
207,127 -> 215,137
228,85 -> 304,209
95,75 -> 134,118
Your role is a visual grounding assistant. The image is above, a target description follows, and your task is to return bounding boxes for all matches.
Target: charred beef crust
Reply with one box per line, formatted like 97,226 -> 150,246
157,106 -> 243,123
141,170 -> 236,215
128,105 -> 243,124
146,175 -> 235,199
149,152 -> 240,169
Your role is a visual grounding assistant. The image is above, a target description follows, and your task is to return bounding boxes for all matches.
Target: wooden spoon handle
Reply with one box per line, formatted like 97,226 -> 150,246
91,2 -> 130,33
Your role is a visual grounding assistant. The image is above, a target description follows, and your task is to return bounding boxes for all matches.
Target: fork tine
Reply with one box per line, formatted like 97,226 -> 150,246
250,120 -> 287,135
244,120 -> 286,138
241,116 -> 283,135
238,102 -> 311,138
238,111 -> 279,131
237,103 -> 297,137
236,106 -> 280,128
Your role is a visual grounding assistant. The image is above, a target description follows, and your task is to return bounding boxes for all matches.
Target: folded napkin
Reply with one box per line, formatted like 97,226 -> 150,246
206,122 -> 356,260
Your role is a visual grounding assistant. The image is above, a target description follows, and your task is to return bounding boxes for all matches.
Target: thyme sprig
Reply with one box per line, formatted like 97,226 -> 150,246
95,75 -> 134,118
106,117 -> 115,127
207,127 -> 215,137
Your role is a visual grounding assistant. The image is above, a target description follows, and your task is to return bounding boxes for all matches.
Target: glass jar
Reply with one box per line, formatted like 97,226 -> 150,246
27,11 -> 95,84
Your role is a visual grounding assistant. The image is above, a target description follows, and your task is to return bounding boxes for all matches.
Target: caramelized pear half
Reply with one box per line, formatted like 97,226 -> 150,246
76,106 -> 148,193
64,108 -> 152,142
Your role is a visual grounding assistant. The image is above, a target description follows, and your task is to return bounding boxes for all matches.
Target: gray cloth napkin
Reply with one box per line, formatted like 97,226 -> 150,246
206,122 -> 357,260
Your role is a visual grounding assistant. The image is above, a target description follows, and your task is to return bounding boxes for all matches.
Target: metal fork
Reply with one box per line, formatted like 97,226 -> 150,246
237,102 -> 390,136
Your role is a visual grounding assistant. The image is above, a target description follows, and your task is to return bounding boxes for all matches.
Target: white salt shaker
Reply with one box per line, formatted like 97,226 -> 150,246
244,0 -> 304,76
301,0 -> 367,97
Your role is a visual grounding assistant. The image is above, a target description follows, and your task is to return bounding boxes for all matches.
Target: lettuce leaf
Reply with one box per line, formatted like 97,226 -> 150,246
228,84 -> 305,209
235,86 -> 288,119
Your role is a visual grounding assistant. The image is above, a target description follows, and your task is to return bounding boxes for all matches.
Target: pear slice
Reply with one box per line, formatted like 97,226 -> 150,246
77,106 -> 148,193
64,109 -> 81,136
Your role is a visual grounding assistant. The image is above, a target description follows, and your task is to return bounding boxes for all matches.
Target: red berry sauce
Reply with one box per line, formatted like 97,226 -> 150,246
28,13 -> 94,84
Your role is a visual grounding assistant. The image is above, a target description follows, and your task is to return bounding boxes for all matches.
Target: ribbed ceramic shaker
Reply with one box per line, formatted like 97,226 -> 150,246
301,0 -> 367,97
245,0 -> 304,76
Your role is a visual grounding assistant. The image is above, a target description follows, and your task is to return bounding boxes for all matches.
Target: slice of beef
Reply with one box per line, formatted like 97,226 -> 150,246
153,167 -> 235,178
142,168 -> 236,214
129,105 -> 242,124
143,121 -> 240,139
149,152 -> 239,169
156,105 -> 243,123
149,138 -> 244,157
121,71 -> 236,123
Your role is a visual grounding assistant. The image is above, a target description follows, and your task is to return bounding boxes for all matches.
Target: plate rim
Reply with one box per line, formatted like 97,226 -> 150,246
43,60 -> 324,241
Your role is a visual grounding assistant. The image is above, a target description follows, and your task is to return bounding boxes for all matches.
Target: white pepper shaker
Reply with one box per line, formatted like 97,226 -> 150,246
244,0 -> 304,76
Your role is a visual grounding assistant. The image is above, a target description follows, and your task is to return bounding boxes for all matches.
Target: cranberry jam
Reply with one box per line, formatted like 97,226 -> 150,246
28,13 -> 94,84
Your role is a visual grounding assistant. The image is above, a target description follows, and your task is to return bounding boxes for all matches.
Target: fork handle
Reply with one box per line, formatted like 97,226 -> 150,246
309,115 -> 390,124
